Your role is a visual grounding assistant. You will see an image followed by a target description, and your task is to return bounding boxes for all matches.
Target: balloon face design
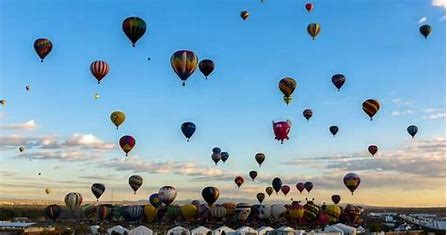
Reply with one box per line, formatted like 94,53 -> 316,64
34,38 -> 52,62
235,203 -> 251,222
122,17 -> 147,47
272,120 -> 292,143
258,204 -> 271,219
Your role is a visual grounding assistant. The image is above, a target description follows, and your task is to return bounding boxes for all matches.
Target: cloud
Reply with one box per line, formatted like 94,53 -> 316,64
418,17 -> 427,24
423,108 -> 445,119
392,110 -> 414,116
432,0 -> 447,8
101,157 -> 225,178
0,120 -> 37,130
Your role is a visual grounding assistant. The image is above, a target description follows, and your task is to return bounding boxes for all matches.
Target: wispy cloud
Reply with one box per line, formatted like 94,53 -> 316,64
432,0 -> 447,9
392,110 -> 414,116
423,108 -> 445,120
0,120 -> 37,130
418,16 -> 427,24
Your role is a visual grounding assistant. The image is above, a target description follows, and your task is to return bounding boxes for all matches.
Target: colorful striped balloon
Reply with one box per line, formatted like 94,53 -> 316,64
128,175 -> 143,194
90,60 -> 109,84
278,77 -> 297,105
119,135 -> 135,156
44,204 -> 61,221
170,50 -> 198,86
64,192 -> 83,210
362,99 -> 380,120
34,38 -> 53,62
307,23 -> 321,40
122,17 -> 147,47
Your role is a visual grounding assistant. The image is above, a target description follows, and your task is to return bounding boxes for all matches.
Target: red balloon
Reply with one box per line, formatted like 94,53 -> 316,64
272,120 -> 292,144
234,176 -> 244,188
119,135 -> 135,156
305,3 -> 313,12
296,182 -> 305,193
281,185 -> 290,196
90,60 -> 109,84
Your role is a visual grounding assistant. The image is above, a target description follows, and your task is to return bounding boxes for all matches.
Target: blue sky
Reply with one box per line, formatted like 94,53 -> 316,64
0,0 -> 445,206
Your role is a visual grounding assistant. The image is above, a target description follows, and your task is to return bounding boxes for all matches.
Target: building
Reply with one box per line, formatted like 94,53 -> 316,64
0,221 -> 55,235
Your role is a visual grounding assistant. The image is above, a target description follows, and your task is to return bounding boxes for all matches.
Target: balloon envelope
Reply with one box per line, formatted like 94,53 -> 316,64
201,186 -> 220,205
181,122 -> 196,141
34,38 -> 52,62
249,170 -> 258,180
110,111 -> 125,129
329,126 -> 339,136
362,99 -> 380,120
307,23 -> 321,39
272,177 -> 282,194
343,173 -> 361,195
304,182 -> 313,193
170,50 -> 198,86
158,186 -> 177,206
91,183 -> 105,201
332,74 -> 346,90
273,120 -> 292,143
419,24 -> 432,39
407,125 -> 418,138
129,175 -> 143,194
120,135 -> 136,156
122,17 -> 147,46
234,176 -> 244,188
278,77 -> 297,105
331,195 -> 341,204
199,59 -> 215,78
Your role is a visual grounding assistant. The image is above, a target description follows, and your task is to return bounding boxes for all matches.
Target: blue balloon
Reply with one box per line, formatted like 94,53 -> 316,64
212,147 -> 221,154
120,205 -> 144,222
407,125 -> 418,138
149,193 -> 162,208
181,122 -> 196,142
221,152 -> 229,163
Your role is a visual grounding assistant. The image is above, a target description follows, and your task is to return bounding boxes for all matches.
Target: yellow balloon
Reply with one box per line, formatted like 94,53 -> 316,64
288,207 -> 304,220
110,111 -> 125,129
45,188 -> 51,194
180,204 -> 197,220
324,205 -> 342,223
144,204 -> 157,222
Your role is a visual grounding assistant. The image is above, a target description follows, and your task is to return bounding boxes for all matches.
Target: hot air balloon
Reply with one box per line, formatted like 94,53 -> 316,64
419,24 -> 432,39
281,185 -> 290,196
129,175 -> 143,194
0,100 -> 5,106
110,111 -> 125,129
407,125 -> 418,138
302,199 -> 320,223
212,147 -> 221,153
199,59 -> 215,79
343,173 -> 361,195
255,153 -> 265,166
94,93 -> 100,100
90,60 -> 109,84
235,203 -> 251,222
211,152 -> 221,165
305,3 -> 313,12
341,204 -> 364,226
144,204 -> 158,222
122,17 -> 147,47
234,176 -> 244,188
329,126 -> 339,137
45,188 -> 51,195
265,187 -> 273,197
304,182 -> 313,193
240,11 -> 249,20
158,186 -> 177,206
119,135 -> 135,156
331,195 -> 341,204
202,186 -> 220,205
258,204 -> 272,220
303,109 -> 313,121
296,182 -> 305,193
181,204 -> 198,221
249,170 -> 258,181
170,50 -> 198,86
307,23 -> 320,40
82,204 -> 97,220
91,183 -> 105,201
64,192 -> 83,210
121,205 -> 145,222
368,144 -> 378,156
331,74 -> 346,91
362,99 -> 380,120
323,204 -> 342,223
181,122 -> 196,142
25,85 -> 30,91
278,77 -> 297,105
221,152 -> 229,163
222,202 -> 236,220
44,204 -> 61,220
19,146 -> 24,152
97,204 -> 113,222
149,193 -> 162,208
271,204 -> 287,221
34,38 -> 52,62
273,120 -> 292,143
272,177 -> 282,194
256,193 -> 265,204
210,205 -> 227,221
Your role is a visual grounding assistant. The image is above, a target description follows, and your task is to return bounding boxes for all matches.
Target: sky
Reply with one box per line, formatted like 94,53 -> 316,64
0,0 -> 446,207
